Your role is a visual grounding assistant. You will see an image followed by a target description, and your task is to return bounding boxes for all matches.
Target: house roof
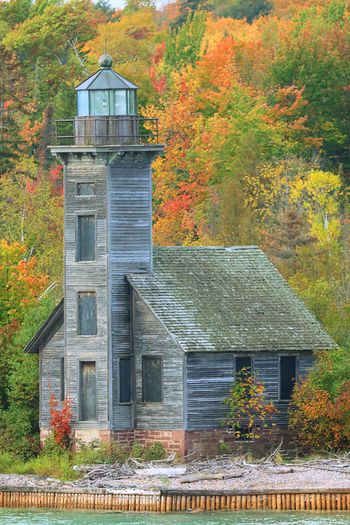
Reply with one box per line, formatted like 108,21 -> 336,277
24,299 -> 64,354
75,68 -> 138,91
127,246 -> 336,353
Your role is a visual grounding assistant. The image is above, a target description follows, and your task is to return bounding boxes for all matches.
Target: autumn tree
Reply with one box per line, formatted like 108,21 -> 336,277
207,0 -> 273,22
290,348 -> 350,451
85,6 -> 161,106
0,159 -> 64,284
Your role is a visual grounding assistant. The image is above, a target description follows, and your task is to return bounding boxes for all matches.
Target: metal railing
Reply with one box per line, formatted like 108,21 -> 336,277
53,116 -> 160,146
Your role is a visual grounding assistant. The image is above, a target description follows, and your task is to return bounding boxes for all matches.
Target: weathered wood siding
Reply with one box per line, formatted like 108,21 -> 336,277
64,154 -> 109,430
108,152 -> 154,430
40,324 -> 64,427
132,290 -> 184,429
186,352 -> 315,430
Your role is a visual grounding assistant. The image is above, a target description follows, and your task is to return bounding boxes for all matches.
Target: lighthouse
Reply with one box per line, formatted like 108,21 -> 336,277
49,55 -> 163,441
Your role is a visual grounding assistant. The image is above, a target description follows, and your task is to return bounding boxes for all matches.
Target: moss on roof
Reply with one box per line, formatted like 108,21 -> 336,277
127,246 -> 336,353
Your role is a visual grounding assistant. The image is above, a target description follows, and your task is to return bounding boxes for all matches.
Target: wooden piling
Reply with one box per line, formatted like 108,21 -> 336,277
0,487 -> 349,513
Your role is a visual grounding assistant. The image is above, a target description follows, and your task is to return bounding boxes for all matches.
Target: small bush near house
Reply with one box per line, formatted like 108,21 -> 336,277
223,368 -> 277,440
217,441 -> 230,454
143,442 -> 166,461
131,440 -> 166,461
74,440 -> 129,465
289,348 -> 350,451
49,394 -> 73,450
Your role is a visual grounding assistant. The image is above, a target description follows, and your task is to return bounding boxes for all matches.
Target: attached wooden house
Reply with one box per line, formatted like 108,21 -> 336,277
24,56 -> 335,456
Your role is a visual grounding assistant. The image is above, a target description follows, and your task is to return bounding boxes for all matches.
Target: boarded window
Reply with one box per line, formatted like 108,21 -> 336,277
80,362 -> 97,421
60,357 -> 65,402
76,182 -> 95,196
78,292 -> 97,335
236,356 -> 252,377
119,357 -> 132,403
142,357 -> 162,403
280,356 -> 296,400
77,215 -> 96,261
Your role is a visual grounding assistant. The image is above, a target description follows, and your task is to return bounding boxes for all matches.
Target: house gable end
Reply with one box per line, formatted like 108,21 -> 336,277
24,299 -> 64,354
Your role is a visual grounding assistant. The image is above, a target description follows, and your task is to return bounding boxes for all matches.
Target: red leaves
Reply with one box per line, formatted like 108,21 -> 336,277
49,393 -> 73,449
49,164 -> 64,196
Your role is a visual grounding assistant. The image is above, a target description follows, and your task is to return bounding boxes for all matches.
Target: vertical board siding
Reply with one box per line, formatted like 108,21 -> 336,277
64,155 -> 109,429
40,325 -> 64,426
186,352 -> 315,430
109,153 -> 154,430
133,291 -> 184,429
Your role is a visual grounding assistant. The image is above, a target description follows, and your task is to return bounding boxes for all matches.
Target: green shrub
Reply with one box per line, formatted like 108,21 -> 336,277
15,453 -> 77,481
74,440 -> 128,465
217,441 -> 230,454
41,434 -> 62,457
0,408 -> 39,460
0,453 -> 15,473
131,441 -> 143,459
144,442 -> 166,461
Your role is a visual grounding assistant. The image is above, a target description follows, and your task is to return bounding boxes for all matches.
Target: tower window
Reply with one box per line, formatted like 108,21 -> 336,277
78,292 -> 97,335
142,357 -> 162,403
119,357 -> 132,403
80,361 -> 97,421
76,182 -> 96,197
280,356 -> 297,401
76,215 -> 96,261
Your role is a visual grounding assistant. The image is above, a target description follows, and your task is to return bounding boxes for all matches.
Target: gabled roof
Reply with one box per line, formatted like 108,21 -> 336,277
24,299 -> 64,354
75,68 -> 138,91
127,246 -> 336,353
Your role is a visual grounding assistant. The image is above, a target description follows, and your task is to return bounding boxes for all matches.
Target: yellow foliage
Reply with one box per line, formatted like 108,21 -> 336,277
290,171 -> 342,245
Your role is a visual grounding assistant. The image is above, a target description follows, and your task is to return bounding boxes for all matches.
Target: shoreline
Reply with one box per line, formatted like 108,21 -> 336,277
0,487 -> 349,512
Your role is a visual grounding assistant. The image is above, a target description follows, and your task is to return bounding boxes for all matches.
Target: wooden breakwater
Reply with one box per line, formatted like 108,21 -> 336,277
0,488 -> 350,512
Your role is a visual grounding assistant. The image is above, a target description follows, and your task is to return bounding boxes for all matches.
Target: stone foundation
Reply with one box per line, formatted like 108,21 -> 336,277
184,428 -> 288,457
41,427 -> 290,458
112,429 -> 186,456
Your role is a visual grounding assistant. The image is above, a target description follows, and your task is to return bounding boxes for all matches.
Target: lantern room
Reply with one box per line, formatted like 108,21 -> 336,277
75,54 -> 138,117
54,55 -> 159,146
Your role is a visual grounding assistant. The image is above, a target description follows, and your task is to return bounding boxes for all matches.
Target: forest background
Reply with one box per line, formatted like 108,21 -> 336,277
0,0 -> 349,458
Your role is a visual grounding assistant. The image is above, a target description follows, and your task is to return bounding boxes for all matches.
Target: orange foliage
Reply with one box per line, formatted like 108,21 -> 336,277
290,378 -> 350,450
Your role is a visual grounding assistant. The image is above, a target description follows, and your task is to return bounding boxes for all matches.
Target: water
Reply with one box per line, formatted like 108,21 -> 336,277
0,509 -> 350,525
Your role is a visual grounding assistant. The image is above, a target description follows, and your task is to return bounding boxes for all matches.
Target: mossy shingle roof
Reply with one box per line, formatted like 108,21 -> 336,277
127,246 -> 335,353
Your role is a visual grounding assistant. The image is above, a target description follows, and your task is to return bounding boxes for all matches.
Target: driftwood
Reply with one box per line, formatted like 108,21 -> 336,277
265,467 -> 294,474
179,472 -> 243,484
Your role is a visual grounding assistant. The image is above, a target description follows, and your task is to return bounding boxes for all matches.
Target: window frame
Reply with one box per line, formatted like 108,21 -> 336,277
141,355 -> 163,404
79,360 -> 98,422
76,181 -> 96,198
235,355 -> 254,377
75,213 -> 97,263
118,355 -> 133,405
279,354 -> 298,402
77,290 -> 97,337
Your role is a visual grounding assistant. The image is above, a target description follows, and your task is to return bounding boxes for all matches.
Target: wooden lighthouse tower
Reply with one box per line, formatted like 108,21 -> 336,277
50,55 -> 163,441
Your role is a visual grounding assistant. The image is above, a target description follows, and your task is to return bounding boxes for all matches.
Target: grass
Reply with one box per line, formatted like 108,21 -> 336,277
0,439 -> 166,481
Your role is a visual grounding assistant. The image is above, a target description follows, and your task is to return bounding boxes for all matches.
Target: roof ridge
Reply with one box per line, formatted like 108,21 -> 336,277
154,245 -> 260,251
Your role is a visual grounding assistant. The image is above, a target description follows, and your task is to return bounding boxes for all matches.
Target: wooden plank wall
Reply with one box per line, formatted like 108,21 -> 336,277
108,152 -> 154,430
186,352 -> 315,430
40,325 -> 64,427
64,154 -> 109,430
132,291 -> 184,429
0,488 -> 349,512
